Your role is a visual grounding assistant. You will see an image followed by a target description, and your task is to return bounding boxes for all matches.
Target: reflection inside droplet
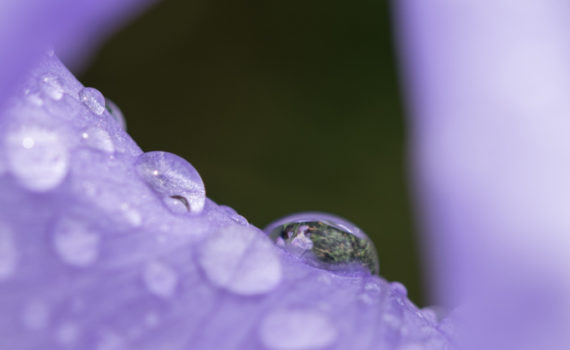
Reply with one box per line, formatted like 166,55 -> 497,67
265,212 -> 379,275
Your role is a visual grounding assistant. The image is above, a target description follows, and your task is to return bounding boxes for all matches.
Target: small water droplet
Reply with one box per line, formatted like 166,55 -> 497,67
142,261 -> 178,298
24,89 -> 44,106
198,225 -> 282,295
419,308 -> 438,324
259,309 -> 338,350
0,222 -> 18,281
220,205 -> 248,224
52,217 -> 100,267
135,151 -> 205,214
81,127 -> 114,153
144,312 -> 160,328
79,87 -> 105,115
265,212 -> 379,275
96,331 -> 123,350
120,203 -> 142,227
56,322 -> 79,345
390,281 -> 408,296
40,74 -> 64,100
5,126 -> 69,191
104,98 -> 126,130
22,300 -> 50,330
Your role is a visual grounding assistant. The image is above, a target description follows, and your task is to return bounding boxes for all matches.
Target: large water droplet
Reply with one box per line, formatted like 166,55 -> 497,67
265,212 -> 379,275
52,217 -> 100,267
0,222 -> 18,281
142,261 -> 178,298
259,309 -> 338,350
135,151 -> 205,214
81,127 -> 114,153
5,126 -> 69,191
198,225 -> 282,295
79,87 -> 105,115
40,74 -> 64,100
105,98 -> 126,130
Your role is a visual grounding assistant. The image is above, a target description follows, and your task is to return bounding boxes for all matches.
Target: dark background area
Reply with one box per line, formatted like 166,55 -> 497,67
79,0 -> 423,304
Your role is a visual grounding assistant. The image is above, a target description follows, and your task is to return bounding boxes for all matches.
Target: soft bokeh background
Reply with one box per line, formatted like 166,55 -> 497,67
78,0 -> 422,303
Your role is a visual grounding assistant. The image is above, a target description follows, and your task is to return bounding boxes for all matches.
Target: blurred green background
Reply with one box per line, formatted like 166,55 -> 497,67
80,0 -> 423,304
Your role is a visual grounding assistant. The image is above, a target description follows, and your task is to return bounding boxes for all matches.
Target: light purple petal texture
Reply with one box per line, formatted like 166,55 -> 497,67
0,53 -> 452,349
0,0 -> 156,111
396,0 -> 570,348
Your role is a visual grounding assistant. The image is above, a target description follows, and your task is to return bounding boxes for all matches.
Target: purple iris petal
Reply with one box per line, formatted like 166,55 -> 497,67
0,44 -> 451,350
0,0 -> 155,110
396,0 -> 570,348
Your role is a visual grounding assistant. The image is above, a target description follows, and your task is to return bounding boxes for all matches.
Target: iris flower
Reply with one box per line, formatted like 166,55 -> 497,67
1,1 -> 568,349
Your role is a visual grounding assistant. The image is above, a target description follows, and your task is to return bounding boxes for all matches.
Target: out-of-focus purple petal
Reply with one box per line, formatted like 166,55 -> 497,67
0,54 -> 452,349
0,0 -> 156,110
396,0 -> 570,348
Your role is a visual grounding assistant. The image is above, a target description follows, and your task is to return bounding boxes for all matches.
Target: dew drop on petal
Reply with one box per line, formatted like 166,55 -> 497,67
40,74 -> 64,100
5,126 -> 69,191
135,151 -> 205,214
198,225 -> 282,295
0,222 -> 18,281
265,212 -> 379,275
52,217 -> 100,267
120,203 -> 142,227
79,87 -> 105,115
24,89 -> 44,106
142,261 -> 178,298
81,127 -> 114,153
259,309 -> 338,350
104,98 -> 126,130
21,300 -> 50,330
96,331 -> 124,350
220,205 -> 248,225
390,281 -> 408,296
56,322 -> 80,345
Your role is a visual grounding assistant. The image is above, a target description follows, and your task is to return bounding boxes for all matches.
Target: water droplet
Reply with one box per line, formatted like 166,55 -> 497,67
96,331 -> 124,350
359,280 -> 382,304
264,212 -> 379,275
142,261 -> 178,298
119,203 -> 142,227
220,205 -> 248,225
79,87 -> 105,115
56,322 -> 79,345
5,126 -> 69,191
24,89 -> 44,106
198,225 -> 282,295
104,98 -> 126,130
135,151 -> 205,214
390,281 -> 408,296
0,222 -> 18,281
52,217 -> 100,267
144,313 -> 160,328
259,309 -> 338,350
22,300 -> 50,330
81,127 -> 114,153
40,74 -> 64,100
